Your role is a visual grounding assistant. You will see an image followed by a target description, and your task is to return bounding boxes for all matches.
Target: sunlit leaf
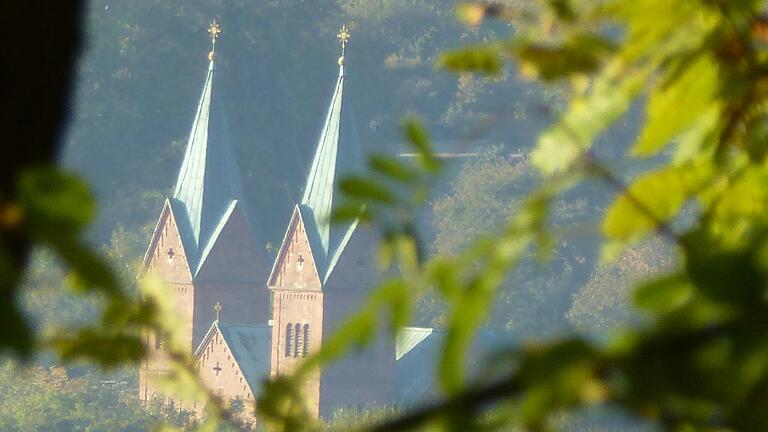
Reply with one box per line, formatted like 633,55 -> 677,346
633,54 -> 720,156
603,165 -> 707,243
533,65 -> 649,175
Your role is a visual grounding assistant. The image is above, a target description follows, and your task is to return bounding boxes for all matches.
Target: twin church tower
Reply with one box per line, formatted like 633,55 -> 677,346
138,21 -> 393,419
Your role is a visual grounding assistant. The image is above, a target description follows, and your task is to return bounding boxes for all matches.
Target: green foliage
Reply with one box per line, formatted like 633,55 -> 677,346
514,33 -> 616,81
0,360 -> 190,431
326,406 -> 401,431
257,1 -> 768,431
439,45 -> 504,76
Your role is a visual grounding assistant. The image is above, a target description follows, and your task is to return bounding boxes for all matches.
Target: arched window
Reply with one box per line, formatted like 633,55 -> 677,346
294,323 -> 302,357
303,324 -> 310,357
285,323 -> 293,357
154,331 -> 162,350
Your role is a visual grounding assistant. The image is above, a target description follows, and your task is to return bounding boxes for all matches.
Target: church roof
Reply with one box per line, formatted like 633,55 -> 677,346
195,321 -> 272,393
300,59 -> 363,283
395,327 -> 514,406
172,54 -> 253,274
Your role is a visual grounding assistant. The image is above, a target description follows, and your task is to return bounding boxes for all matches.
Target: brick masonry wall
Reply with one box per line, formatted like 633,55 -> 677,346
139,201 -> 272,407
269,209 -> 324,418
139,203 -> 196,404
196,327 -> 257,424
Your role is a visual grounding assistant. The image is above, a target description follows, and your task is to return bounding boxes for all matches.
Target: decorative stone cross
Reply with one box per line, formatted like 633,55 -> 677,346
214,302 -> 222,322
213,362 -> 222,376
297,254 -> 305,269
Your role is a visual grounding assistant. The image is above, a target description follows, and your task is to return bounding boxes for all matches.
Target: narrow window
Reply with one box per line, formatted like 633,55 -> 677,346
294,323 -> 302,357
285,323 -> 293,357
303,324 -> 310,357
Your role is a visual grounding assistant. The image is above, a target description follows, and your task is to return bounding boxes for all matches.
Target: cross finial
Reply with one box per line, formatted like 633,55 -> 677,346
214,302 -> 222,322
208,19 -> 222,60
337,24 -> 350,65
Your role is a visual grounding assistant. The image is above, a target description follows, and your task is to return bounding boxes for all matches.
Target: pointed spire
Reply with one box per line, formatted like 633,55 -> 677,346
300,25 -> 362,280
173,20 -> 246,267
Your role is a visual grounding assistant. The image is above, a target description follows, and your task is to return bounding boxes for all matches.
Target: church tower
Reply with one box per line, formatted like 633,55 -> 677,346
268,26 -> 393,418
139,21 -> 269,404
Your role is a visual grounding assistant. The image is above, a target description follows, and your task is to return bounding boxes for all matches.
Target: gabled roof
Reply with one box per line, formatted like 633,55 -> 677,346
396,326 -> 434,361
300,62 -> 363,283
395,327 -> 514,406
195,199 -> 238,276
195,321 -> 272,393
267,205 -> 322,288
140,198 -> 193,280
172,57 -> 252,274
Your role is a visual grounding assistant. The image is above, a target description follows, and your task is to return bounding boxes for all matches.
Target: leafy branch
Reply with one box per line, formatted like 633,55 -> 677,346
261,1 -> 768,431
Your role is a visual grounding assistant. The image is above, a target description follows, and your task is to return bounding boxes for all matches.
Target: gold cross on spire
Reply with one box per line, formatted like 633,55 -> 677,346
208,19 -> 222,60
214,302 -> 222,322
209,19 -> 222,45
337,25 -> 351,65
337,25 -> 351,49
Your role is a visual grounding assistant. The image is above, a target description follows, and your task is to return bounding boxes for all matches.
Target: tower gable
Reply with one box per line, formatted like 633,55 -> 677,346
195,322 -> 271,423
142,199 -> 193,284
195,200 -> 265,282
268,206 -> 322,292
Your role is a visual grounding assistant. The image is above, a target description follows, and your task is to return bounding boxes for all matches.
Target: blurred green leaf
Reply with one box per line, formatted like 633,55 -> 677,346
633,54 -> 720,156
17,168 -> 95,233
603,165 -> 707,243
369,154 -> 418,183
533,65 -> 649,175
339,176 -> 396,204
439,45 -> 503,75
402,118 -> 440,173
330,202 -> 370,224
634,274 -> 694,313
514,33 -> 615,81
52,237 -> 119,294
52,330 -> 144,367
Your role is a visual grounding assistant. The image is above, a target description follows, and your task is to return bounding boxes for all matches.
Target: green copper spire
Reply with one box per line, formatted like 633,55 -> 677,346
300,26 -> 362,281
172,20 -> 247,272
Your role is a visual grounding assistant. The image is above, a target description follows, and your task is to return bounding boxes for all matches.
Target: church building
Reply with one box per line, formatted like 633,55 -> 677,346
138,20 -> 270,406
266,25 -> 394,418
138,20 -> 500,424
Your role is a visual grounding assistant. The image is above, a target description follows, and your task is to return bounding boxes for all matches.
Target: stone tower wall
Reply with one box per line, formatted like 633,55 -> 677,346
268,210 -> 324,418
139,204 -> 195,404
